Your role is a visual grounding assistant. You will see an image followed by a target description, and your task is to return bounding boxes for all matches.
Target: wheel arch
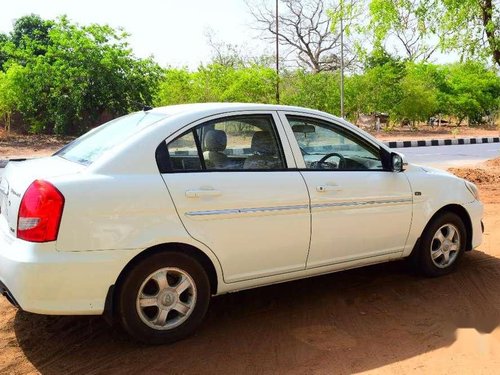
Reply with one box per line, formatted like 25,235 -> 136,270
104,242 -> 220,322
418,204 -> 473,253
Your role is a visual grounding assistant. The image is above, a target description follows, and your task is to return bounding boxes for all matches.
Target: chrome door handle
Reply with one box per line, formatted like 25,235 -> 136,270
316,184 -> 342,192
185,189 -> 221,198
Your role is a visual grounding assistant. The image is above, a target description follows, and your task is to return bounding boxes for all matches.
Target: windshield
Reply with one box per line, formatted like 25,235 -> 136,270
56,112 -> 167,165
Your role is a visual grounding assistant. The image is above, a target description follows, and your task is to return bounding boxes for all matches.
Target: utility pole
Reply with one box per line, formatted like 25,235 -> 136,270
340,0 -> 345,118
275,0 -> 280,104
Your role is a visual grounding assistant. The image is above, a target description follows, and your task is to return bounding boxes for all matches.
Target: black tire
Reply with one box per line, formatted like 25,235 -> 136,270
117,252 -> 211,344
417,212 -> 467,277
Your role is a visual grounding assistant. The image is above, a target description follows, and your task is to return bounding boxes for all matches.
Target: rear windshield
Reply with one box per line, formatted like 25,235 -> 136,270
56,112 -> 167,165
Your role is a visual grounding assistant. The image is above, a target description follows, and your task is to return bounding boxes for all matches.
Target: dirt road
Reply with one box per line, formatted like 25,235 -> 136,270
1,164 -> 500,374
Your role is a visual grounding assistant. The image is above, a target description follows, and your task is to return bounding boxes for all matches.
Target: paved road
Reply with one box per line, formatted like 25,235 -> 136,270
394,142 -> 500,169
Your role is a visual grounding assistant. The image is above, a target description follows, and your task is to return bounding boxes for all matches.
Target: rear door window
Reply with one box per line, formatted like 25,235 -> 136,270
161,114 -> 286,172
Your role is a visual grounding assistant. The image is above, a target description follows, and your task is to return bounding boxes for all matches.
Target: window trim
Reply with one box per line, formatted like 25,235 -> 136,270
192,128 -> 207,170
158,114 -> 289,173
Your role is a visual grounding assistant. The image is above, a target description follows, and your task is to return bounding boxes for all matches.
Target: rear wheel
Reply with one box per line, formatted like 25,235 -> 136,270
117,252 -> 211,344
417,212 -> 466,277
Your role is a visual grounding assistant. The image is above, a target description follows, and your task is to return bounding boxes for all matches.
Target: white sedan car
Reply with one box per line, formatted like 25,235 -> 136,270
0,103 -> 483,343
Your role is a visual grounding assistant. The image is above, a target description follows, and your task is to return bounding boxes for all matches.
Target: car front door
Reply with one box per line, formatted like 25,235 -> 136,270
158,112 -> 311,283
280,112 -> 413,269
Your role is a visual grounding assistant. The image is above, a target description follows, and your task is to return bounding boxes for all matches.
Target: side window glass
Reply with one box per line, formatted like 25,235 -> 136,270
166,131 -> 202,171
163,115 -> 286,172
200,116 -> 285,170
287,116 -> 383,171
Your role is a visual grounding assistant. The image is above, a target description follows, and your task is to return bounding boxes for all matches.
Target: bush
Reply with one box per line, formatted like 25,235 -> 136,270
0,16 -> 162,135
437,62 -> 500,125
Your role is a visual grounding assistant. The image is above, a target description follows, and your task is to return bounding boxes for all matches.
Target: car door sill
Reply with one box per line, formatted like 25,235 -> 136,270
306,250 -> 403,270
222,250 -> 403,285
217,251 -> 405,295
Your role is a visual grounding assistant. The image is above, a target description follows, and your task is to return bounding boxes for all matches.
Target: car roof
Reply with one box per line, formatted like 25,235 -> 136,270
149,102 -> 342,120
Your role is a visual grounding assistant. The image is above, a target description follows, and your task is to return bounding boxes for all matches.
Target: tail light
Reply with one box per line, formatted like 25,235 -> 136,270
17,180 -> 65,242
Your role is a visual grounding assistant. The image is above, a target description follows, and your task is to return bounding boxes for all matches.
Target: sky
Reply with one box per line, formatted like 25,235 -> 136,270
1,0 -> 270,68
1,0 -> 459,69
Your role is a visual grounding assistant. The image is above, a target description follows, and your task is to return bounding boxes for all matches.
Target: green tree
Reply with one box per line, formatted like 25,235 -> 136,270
369,0 -> 440,61
438,62 -> 500,125
281,70 -> 341,114
0,33 -> 9,70
155,64 -> 277,106
155,68 -> 196,105
345,60 -> 405,118
10,14 -> 53,55
0,14 -> 55,68
221,65 -> 276,103
394,63 -> 439,125
439,0 -> 500,68
2,16 -> 162,135
0,68 -> 21,130
192,64 -> 236,102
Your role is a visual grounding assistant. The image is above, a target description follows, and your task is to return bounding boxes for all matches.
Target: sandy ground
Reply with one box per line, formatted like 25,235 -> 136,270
372,127 -> 499,142
1,145 -> 500,374
0,131 -> 73,159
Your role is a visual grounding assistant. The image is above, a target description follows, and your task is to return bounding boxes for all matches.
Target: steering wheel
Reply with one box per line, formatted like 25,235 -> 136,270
317,152 -> 346,169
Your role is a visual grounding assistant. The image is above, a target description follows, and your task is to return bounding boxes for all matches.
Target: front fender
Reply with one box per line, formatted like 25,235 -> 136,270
402,165 -> 478,257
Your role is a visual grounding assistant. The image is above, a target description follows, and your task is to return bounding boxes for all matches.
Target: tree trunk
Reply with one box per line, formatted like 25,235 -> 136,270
481,0 -> 500,67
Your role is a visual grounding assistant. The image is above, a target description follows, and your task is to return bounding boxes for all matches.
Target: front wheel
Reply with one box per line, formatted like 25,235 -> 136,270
117,252 -> 211,344
417,212 -> 467,277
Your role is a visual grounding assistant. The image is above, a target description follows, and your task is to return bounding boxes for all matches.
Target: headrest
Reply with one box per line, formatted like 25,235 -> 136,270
251,131 -> 276,155
204,130 -> 227,152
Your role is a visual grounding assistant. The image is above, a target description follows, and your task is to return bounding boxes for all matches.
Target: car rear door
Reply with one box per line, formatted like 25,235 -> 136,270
279,112 -> 413,269
158,111 -> 311,283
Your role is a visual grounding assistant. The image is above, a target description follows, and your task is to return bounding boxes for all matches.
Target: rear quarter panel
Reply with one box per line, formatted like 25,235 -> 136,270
49,111 -> 233,290
51,171 -> 224,287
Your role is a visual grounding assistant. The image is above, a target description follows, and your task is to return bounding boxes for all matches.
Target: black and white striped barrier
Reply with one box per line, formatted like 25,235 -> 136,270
385,137 -> 500,149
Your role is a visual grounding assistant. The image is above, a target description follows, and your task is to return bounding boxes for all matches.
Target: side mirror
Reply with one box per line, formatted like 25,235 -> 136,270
391,152 -> 407,172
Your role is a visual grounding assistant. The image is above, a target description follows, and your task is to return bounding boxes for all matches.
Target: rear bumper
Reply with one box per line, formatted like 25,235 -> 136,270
0,223 -> 140,315
0,279 -> 20,308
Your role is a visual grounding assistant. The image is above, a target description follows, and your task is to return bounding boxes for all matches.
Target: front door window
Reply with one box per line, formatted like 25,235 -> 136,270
287,116 -> 383,171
